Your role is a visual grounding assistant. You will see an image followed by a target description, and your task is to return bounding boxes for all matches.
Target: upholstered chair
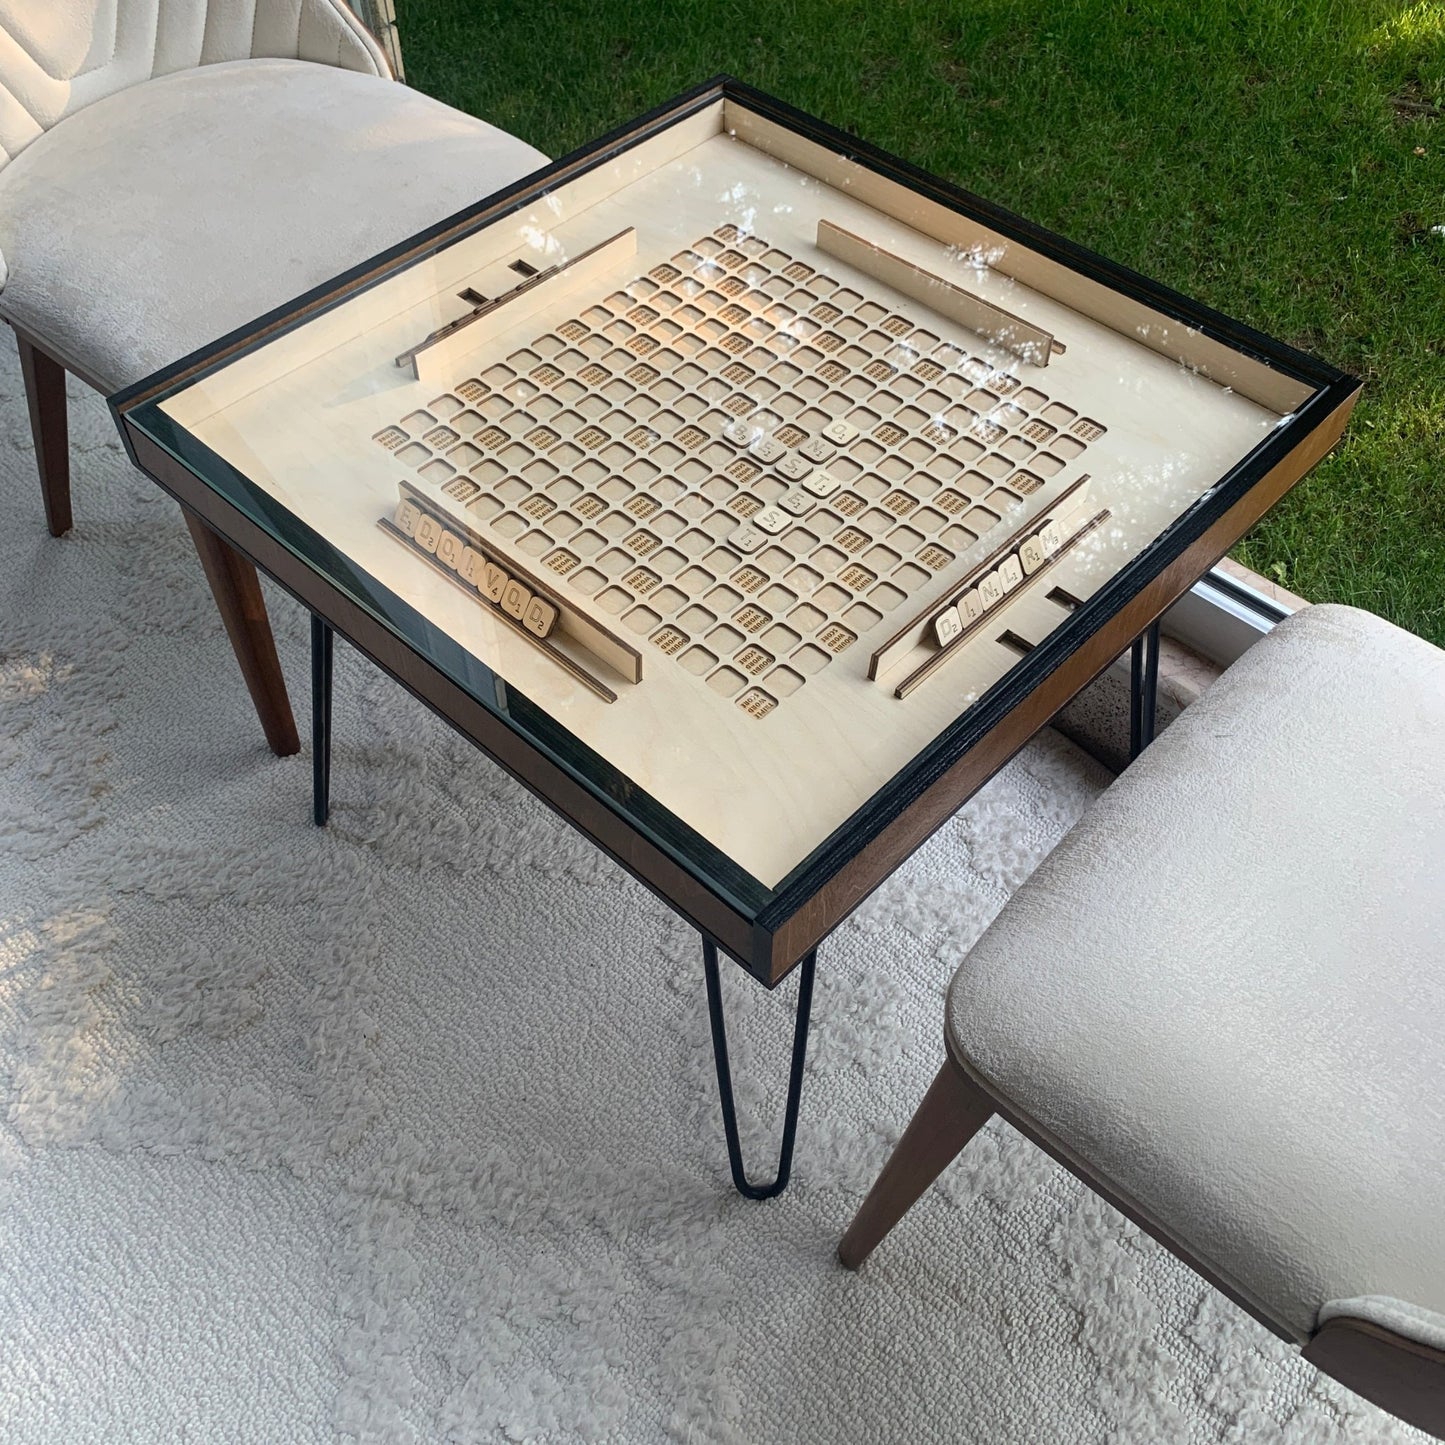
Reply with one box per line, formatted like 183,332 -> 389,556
840,604 -> 1445,1439
0,2 -> 546,753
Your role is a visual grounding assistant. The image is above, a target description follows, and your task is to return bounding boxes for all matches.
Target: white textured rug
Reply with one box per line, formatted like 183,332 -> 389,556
0,339 -> 1422,1445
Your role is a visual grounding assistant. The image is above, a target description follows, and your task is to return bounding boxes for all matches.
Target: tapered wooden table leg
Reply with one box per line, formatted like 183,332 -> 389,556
16,334 -> 73,538
183,511 -> 300,757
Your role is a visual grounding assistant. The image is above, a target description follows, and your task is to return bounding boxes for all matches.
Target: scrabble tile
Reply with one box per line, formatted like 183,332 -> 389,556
998,553 -> 1024,591
799,435 -> 836,463
752,505 -> 791,535
750,435 -> 787,464
436,530 -> 465,570
978,571 -> 1004,609
501,578 -> 531,620
482,561 -> 509,603
801,468 -> 842,499
459,547 -> 487,588
730,522 -> 767,553
959,588 -> 984,623
933,604 -> 963,647
822,418 -> 859,444
778,487 -> 815,517
777,453 -> 813,481
723,418 -> 756,446
1039,518 -> 1064,554
394,499 -> 423,537
1020,535 -> 1046,574
523,596 -> 559,638
414,513 -> 442,554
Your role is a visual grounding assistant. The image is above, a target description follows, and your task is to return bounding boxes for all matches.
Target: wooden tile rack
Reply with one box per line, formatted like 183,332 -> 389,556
384,480 -> 641,699
397,228 -> 638,385
815,220 -> 1062,366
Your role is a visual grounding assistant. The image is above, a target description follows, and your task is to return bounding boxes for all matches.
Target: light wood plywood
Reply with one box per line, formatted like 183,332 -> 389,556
160,117 -> 1282,888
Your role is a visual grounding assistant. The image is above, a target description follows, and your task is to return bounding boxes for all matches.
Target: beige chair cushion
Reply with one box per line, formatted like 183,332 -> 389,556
0,58 -> 547,390
946,605 -> 1445,1343
0,1 -> 387,169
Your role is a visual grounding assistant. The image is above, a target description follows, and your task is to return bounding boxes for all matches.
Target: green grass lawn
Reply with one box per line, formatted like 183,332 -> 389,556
400,0 -> 1445,642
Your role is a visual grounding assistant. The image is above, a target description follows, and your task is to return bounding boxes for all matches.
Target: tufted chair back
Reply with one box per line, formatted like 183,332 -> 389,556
0,0 -> 387,170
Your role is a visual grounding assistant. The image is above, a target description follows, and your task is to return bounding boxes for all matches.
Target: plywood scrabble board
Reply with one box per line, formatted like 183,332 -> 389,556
160,98 -> 1303,889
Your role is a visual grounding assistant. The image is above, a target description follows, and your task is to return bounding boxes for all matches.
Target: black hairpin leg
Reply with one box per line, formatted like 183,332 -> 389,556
702,938 -> 816,1200
311,614 -> 333,827
1129,620 -> 1161,762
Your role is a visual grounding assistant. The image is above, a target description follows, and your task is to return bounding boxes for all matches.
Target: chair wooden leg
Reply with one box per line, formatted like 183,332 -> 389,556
183,511 -> 300,757
15,333 -> 73,538
839,1060 -> 995,1270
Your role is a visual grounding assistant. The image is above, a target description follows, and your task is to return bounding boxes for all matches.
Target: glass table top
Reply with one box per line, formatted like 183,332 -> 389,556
118,82 -> 1344,932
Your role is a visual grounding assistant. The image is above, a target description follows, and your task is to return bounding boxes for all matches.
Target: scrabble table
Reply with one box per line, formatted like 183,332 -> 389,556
115,78 -> 1359,1197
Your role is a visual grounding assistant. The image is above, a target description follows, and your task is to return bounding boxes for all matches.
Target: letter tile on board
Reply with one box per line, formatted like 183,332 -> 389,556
801,469 -> 841,499
822,419 -> 859,444
933,604 -> 963,647
978,570 -> 1004,609
998,553 -> 1024,591
1020,535 -> 1046,574
960,588 -> 984,623
729,522 -> 767,553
